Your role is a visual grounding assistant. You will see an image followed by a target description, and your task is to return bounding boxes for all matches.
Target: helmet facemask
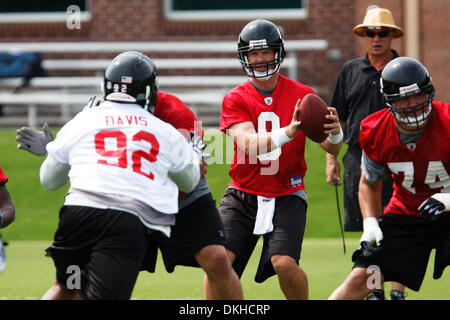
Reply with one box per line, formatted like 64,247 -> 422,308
380,57 -> 435,132
238,44 -> 284,80
383,82 -> 434,131
237,20 -> 286,81
135,77 -> 158,113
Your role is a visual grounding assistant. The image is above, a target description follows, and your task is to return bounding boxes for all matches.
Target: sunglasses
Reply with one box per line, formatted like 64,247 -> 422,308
365,29 -> 392,38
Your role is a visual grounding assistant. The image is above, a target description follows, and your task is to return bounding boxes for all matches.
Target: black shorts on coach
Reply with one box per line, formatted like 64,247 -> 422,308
352,213 -> 450,291
141,192 -> 226,273
218,188 -> 307,283
45,205 -> 148,300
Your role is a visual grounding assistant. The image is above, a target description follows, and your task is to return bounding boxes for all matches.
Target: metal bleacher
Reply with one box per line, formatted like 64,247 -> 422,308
0,40 -> 328,128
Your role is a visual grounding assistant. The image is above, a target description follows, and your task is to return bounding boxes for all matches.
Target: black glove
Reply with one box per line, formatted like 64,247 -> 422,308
419,197 -> 445,221
16,122 -> 53,156
359,240 -> 383,258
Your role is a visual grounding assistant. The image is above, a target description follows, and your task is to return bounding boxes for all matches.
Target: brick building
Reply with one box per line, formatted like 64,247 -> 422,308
0,0 -> 448,123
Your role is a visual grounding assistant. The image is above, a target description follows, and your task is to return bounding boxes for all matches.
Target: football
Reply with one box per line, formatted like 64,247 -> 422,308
298,93 -> 332,143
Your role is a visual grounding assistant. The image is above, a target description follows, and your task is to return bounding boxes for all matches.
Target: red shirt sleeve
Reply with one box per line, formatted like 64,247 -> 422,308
220,88 -> 253,133
359,109 -> 393,164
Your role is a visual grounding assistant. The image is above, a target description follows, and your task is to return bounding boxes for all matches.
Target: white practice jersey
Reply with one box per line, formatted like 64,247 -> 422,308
46,101 -> 196,214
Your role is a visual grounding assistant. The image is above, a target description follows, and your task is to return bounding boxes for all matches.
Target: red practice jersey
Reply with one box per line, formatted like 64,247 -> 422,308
153,91 -> 203,198
359,101 -> 450,217
153,91 -> 201,136
0,166 -> 8,185
220,75 -> 316,197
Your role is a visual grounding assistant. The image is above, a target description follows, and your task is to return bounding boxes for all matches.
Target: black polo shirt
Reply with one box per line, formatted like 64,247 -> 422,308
330,50 -> 399,147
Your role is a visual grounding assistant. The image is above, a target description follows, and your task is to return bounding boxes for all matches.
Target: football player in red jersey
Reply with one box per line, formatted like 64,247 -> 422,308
211,19 -> 343,300
329,57 -> 450,299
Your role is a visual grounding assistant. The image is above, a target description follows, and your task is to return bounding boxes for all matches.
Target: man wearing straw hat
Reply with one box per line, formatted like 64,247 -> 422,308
325,5 -> 405,300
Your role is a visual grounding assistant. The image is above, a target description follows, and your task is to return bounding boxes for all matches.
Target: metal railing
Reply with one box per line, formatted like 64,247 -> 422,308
0,40 -> 328,128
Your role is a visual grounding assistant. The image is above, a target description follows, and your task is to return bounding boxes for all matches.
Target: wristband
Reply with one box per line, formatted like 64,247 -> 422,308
327,126 -> 343,144
271,127 -> 293,148
0,210 -> 3,227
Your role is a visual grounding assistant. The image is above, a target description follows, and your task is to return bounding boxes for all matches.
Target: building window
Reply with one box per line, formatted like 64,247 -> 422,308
0,0 -> 90,23
165,0 -> 307,20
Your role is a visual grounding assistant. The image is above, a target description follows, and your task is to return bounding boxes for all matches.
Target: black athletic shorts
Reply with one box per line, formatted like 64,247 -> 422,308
352,213 -> 450,291
141,192 -> 226,273
218,188 -> 307,283
45,205 -> 148,300
343,146 -> 393,231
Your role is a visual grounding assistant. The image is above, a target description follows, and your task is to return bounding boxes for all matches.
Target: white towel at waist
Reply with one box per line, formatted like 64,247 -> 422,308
253,196 -> 275,235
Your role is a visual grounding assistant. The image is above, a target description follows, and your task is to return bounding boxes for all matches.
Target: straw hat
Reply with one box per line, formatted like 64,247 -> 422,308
353,7 -> 404,38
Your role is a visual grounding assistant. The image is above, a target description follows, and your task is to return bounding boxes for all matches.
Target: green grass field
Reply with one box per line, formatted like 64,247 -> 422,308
1,239 -> 448,300
1,128 -> 449,300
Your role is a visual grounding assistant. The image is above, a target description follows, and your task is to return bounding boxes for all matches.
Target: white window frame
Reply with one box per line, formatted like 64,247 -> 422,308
164,0 -> 308,21
0,1 -> 91,24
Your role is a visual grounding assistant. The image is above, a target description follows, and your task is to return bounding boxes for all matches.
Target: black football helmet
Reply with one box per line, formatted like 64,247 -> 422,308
380,57 -> 434,130
103,51 -> 158,112
237,19 -> 286,80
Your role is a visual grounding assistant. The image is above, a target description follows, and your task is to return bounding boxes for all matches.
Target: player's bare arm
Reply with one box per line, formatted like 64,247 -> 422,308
358,174 -> 383,246
227,121 -> 272,157
358,173 -> 382,220
319,107 -> 343,155
325,119 -> 346,185
284,98 -> 303,138
227,100 -> 303,157
0,186 -> 15,228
